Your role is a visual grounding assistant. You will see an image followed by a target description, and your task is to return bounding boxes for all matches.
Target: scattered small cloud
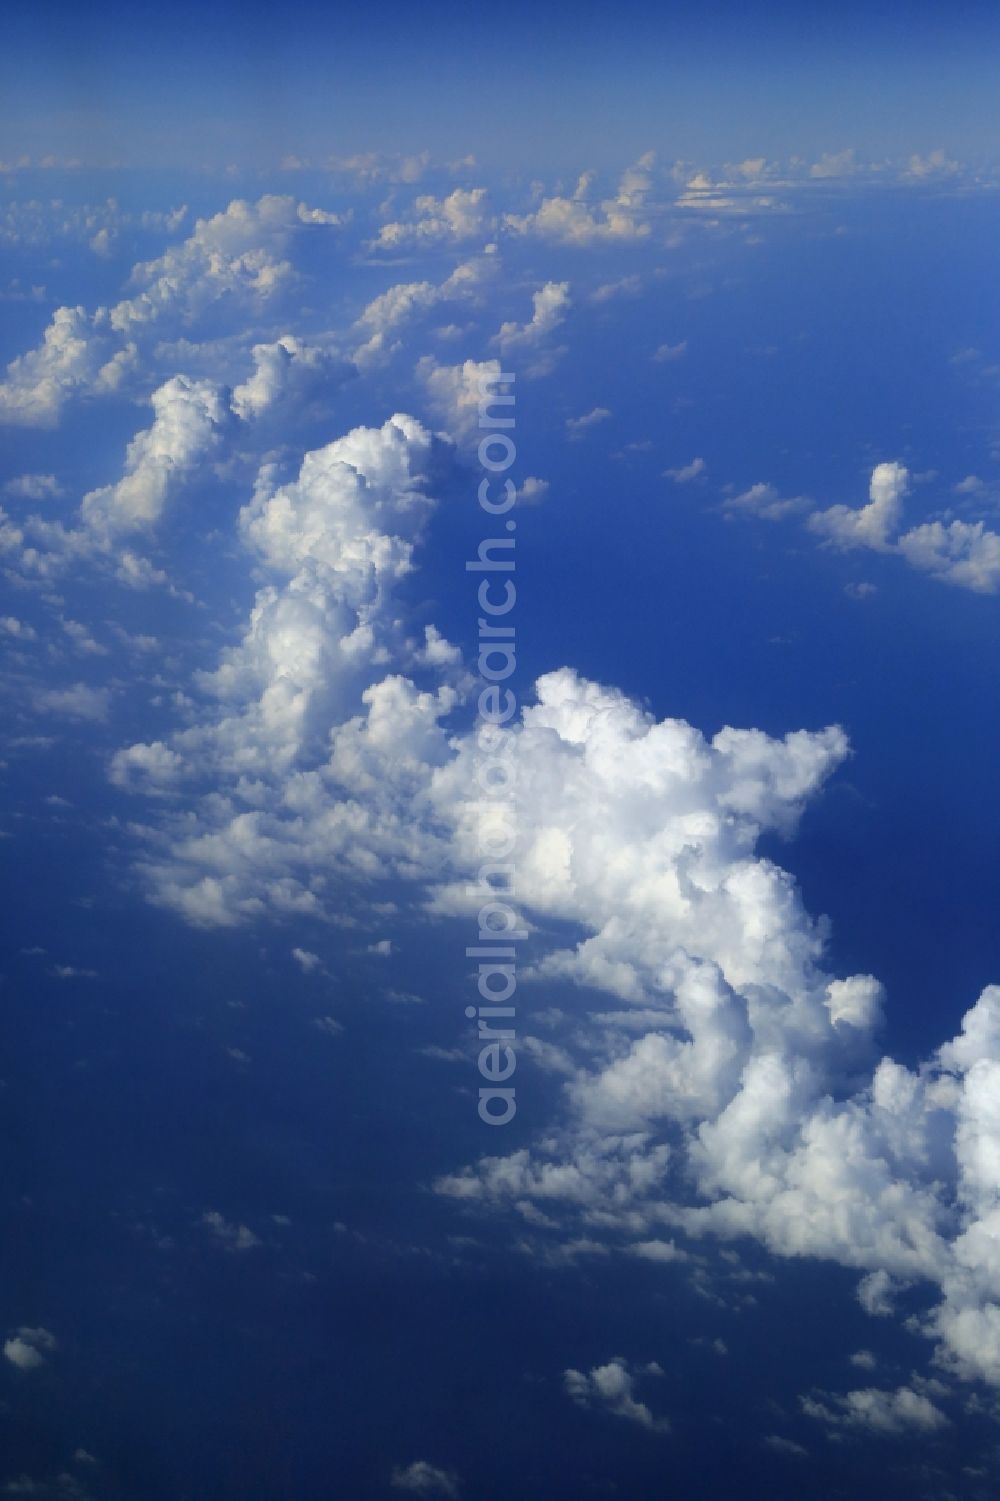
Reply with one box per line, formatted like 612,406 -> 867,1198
809,149 -> 858,180
664,456 -> 705,483
201,1211 -> 260,1252
313,1016 -> 344,1037
518,476 -> 549,506
2,473 -> 64,500
589,275 -> 641,303
34,683 -> 111,722
724,481 -> 809,521
1,615 -> 37,641
291,947 -> 322,973
4,1327 -> 58,1371
627,1239 -> 691,1264
762,1434 -> 809,1457
566,406 -> 611,439
905,149 -> 960,180
390,1460 -> 461,1496
801,1383 -> 949,1436
564,1357 -> 669,1432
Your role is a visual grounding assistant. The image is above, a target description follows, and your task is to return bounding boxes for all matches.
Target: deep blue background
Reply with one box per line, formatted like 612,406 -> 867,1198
3,183 -> 1000,1496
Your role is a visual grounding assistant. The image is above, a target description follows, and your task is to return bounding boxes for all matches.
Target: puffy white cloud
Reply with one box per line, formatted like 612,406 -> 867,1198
401,626 -> 460,684
2,371 -> 226,591
826,975 -> 883,1030
801,1383 -> 948,1435
61,618 -> 108,657
808,462 -> 1000,593
81,375 -> 228,536
809,149 -> 859,180
564,1357 -> 668,1431
294,204 -> 346,226
114,550 -> 187,595
590,275 -> 642,303
112,413 -> 454,826
7,340 -> 343,591
3,1327 -> 57,1371
34,683 -> 110,721
0,279 -> 46,303
505,156 -> 654,245
762,1434 -> 809,1457
0,195 -> 186,251
238,413 -> 438,587
438,1138 -> 673,1211
371,188 -> 492,251
905,150 -> 960,180
103,406 -> 1000,1393
566,406 -> 611,439
725,483 -> 809,521
423,671 -> 1000,1387
110,195 -> 341,333
356,280 -> 441,343
494,281 -> 571,367
856,1268 -> 899,1317
1,615 -> 37,641
313,1015 -> 343,1037
291,947 -> 322,973
0,306 -> 125,427
628,1238 -> 690,1264
90,227 -> 115,258
109,740 -> 184,791
665,456 -> 705,483
231,335 -> 352,421
2,473 -> 64,500
416,355 -> 505,445
202,1211 -> 260,1252
810,462 -> 908,550
729,158 -> 773,181
518,476 -> 549,506
321,150 -> 433,186
352,256 -> 494,368
671,162 -> 791,213
895,519 -> 1000,593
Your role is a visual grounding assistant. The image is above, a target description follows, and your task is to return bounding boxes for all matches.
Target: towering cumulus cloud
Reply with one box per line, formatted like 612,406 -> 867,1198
434,679 -> 1000,1389
81,375 -> 228,536
111,413 -> 460,923
109,409 -> 1000,1390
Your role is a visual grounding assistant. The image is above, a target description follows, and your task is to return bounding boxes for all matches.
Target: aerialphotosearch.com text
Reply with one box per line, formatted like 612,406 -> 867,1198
465,369 -> 522,1126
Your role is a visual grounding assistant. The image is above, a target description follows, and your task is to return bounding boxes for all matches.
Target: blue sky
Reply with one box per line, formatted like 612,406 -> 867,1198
4,9 -> 1000,1500
5,1 -> 1000,167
